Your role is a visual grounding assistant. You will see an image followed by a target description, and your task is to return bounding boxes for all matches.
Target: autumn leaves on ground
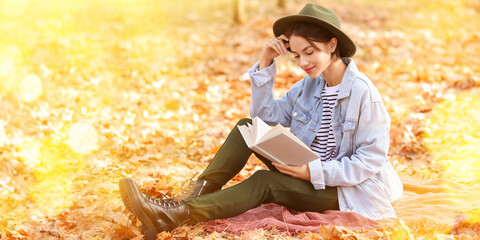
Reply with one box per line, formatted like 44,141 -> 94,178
1,0 -> 480,239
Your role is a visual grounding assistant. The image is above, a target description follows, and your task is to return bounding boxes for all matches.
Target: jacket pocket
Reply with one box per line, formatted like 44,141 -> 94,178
338,120 -> 356,154
355,177 -> 392,217
291,102 -> 311,132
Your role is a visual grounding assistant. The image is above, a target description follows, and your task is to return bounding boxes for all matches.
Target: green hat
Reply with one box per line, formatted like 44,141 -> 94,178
273,3 -> 356,57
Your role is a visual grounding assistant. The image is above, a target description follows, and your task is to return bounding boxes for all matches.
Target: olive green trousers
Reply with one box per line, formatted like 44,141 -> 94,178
186,118 -> 339,222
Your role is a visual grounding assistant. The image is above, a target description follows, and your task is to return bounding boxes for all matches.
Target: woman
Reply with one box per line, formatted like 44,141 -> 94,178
119,3 -> 403,239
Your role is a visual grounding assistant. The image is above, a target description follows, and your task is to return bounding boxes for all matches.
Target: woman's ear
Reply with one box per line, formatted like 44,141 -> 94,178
329,38 -> 337,53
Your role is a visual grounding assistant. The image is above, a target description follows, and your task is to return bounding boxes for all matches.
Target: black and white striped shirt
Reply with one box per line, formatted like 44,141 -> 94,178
310,84 -> 340,161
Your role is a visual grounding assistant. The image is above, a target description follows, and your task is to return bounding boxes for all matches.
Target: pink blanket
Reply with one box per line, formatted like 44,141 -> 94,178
204,203 -> 379,234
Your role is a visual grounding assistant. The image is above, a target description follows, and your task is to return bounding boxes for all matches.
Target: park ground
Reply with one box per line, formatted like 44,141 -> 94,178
1,0 -> 480,239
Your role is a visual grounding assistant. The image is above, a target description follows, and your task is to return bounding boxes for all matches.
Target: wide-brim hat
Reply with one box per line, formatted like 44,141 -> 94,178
273,3 -> 356,57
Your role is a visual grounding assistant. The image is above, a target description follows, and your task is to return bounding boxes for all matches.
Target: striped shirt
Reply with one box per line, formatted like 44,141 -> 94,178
310,84 -> 340,161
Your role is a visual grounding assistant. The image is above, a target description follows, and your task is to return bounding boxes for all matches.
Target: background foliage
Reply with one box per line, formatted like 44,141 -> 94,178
1,0 -> 480,239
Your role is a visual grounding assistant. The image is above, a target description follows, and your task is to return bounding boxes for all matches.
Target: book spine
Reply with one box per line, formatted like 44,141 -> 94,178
251,145 -> 286,165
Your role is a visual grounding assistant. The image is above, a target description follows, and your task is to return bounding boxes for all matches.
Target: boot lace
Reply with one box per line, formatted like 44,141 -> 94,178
144,194 -> 184,208
173,173 -> 199,201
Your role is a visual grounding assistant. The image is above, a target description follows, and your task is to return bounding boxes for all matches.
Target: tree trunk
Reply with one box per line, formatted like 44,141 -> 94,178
233,0 -> 245,24
278,0 -> 287,9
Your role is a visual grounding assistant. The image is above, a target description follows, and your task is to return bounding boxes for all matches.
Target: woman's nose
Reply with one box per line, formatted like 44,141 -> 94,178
298,56 -> 308,67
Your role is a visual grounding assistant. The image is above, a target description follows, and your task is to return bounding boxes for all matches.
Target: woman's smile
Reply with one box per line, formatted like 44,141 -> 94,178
303,66 -> 315,73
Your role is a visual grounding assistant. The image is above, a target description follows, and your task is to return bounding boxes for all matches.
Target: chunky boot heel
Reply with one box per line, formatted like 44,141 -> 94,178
119,178 -> 161,238
141,224 -> 159,240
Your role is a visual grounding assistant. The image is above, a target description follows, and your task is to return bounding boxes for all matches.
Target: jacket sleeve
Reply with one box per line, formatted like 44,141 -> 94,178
312,91 -> 391,189
248,61 -> 304,127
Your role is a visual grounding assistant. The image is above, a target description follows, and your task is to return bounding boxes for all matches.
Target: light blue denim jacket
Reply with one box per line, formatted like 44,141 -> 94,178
248,59 -> 403,220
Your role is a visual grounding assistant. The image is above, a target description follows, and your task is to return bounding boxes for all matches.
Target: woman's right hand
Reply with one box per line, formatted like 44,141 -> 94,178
259,34 -> 290,70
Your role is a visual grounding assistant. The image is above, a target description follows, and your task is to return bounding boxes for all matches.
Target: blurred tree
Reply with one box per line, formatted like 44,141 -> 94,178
233,0 -> 245,23
278,0 -> 287,8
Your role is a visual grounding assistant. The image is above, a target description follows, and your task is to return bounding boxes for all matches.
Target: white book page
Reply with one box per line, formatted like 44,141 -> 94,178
258,125 -> 283,143
258,124 -> 316,153
246,122 -> 254,136
259,124 -> 304,145
238,125 -> 253,147
253,117 -> 272,144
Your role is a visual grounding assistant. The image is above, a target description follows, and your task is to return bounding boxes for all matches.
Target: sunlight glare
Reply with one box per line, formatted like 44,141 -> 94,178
0,0 -> 27,17
67,122 -> 99,154
423,93 -> 480,184
0,61 -> 15,77
0,61 -> 16,93
19,74 -> 43,102
463,208 -> 480,229
28,138 -> 84,217
19,139 -> 42,168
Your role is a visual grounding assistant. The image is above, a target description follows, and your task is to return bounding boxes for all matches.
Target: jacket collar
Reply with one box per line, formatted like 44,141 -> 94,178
314,58 -> 358,100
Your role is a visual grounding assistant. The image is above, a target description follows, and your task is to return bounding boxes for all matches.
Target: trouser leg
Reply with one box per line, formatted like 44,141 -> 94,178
197,118 -> 278,188
188,170 -> 339,222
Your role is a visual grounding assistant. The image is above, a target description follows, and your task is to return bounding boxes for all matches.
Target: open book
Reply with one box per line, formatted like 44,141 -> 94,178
238,117 -> 319,166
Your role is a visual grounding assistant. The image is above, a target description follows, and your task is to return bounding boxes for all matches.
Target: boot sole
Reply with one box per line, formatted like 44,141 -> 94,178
119,178 -> 160,240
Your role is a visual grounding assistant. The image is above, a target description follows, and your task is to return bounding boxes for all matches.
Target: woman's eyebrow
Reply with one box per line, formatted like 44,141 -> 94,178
291,46 -> 313,54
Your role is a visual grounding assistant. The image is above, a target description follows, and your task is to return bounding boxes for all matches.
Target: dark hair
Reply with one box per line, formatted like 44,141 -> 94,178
284,22 -> 341,58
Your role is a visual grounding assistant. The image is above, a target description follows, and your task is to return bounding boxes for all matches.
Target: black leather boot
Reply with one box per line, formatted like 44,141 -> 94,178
173,178 -> 221,201
119,178 -> 193,240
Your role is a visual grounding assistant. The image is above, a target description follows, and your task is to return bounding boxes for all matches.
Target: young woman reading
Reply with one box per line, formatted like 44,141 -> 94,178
119,3 -> 403,239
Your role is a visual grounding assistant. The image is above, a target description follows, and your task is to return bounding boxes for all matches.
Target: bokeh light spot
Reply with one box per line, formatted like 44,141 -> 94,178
67,122 -> 99,154
0,61 -> 17,94
28,138 -> 84,217
19,74 -> 43,102
1,0 -> 27,17
0,61 -> 15,77
18,139 -> 42,167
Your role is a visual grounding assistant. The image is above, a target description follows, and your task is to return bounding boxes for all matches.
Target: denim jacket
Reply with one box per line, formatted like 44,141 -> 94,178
248,59 -> 403,220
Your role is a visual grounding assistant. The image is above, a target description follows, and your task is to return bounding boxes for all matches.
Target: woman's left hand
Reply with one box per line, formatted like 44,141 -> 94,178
272,163 -> 311,181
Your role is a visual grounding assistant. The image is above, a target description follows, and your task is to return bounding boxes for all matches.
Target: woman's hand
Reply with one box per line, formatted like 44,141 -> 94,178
259,34 -> 290,70
272,163 -> 311,181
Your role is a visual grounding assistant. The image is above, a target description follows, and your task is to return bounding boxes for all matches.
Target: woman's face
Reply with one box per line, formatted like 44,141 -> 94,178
288,34 -> 335,79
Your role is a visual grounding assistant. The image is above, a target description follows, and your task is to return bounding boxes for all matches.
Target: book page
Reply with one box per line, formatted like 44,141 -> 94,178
238,124 -> 253,148
253,117 -> 272,143
246,122 -> 254,136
